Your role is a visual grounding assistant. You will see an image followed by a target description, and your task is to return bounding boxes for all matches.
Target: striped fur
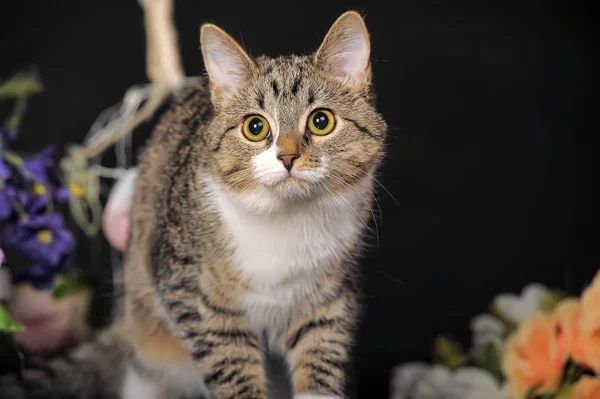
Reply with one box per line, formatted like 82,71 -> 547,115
0,11 -> 386,399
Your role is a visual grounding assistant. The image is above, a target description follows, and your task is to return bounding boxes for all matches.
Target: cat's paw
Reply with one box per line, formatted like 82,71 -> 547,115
294,396 -> 343,399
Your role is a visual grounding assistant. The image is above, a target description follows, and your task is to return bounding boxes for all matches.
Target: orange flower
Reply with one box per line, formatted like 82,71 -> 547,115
581,270 -> 600,333
554,298 -> 590,368
502,312 -> 567,398
572,376 -> 600,399
575,270 -> 600,373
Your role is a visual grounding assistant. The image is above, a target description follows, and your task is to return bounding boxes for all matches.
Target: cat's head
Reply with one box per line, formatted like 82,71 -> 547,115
201,11 -> 387,213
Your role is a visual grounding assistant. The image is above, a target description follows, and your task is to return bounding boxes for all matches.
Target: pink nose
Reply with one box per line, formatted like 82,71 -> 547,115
277,154 -> 299,171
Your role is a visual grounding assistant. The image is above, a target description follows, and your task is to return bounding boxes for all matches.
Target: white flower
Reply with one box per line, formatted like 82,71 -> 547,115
471,314 -> 506,338
492,282 -> 551,324
410,365 -> 451,399
470,314 -> 506,362
390,364 -> 507,399
390,362 -> 431,399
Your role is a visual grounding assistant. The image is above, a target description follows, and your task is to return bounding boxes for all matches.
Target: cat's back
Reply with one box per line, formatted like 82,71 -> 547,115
132,79 -> 213,220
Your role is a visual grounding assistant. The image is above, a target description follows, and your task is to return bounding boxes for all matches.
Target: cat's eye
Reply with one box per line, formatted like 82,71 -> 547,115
242,115 -> 271,142
307,109 -> 335,136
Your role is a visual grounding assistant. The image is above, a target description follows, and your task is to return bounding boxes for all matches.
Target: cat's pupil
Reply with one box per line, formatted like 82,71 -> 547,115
248,118 -> 264,135
313,112 -> 329,130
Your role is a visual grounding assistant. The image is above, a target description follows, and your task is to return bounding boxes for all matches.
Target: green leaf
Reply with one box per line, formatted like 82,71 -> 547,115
539,289 -> 567,312
0,68 -> 44,99
563,362 -> 585,385
0,303 -> 23,333
554,383 -> 574,399
52,274 -> 89,300
432,335 -> 467,370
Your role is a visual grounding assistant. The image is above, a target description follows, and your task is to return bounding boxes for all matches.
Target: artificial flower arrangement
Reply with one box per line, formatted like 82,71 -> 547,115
391,275 -> 600,399
0,69 -> 93,361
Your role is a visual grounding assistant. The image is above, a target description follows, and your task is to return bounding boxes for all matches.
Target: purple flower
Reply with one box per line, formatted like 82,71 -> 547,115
0,159 -> 10,180
0,213 -> 74,267
13,259 -> 71,290
0,190 -> 13,219
0,182 -> 40,220
0,184 -> 25,220
22,146 -> 69,203
0,247 -> 4,265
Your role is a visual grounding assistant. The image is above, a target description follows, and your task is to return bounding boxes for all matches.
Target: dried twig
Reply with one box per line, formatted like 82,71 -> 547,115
70,0 -> 185,162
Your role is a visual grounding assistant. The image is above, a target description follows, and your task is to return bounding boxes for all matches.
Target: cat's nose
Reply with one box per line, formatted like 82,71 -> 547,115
277,154 -> 299,171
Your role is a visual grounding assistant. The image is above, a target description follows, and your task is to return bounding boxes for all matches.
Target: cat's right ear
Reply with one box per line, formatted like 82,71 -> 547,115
200,24 -> 256,104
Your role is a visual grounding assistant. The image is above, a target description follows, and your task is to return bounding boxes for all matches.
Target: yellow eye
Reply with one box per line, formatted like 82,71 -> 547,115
242,115 -> 270,142
307,109 -> 335,136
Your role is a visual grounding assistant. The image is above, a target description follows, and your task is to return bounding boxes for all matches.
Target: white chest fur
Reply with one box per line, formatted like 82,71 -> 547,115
204,175 -> 370,330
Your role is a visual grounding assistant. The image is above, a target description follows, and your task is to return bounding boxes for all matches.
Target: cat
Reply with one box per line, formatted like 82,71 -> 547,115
0,10 -> 387,399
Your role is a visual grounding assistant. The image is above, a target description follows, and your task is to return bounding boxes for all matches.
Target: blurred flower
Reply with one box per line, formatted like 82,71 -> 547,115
559,272 -> 600,374
580,270 -> 600,335
470,313 -> 506,355
391,362 -> 430,399
102,168 -> 137,251
445,367 -> 507,399
0,247 -> 4,264
390,363 -> 506,399
391,363 -> 450,399
0,184 -> 16,219
492,283 -> 552,325
22,146 -> 69,202
1,213 -> 73,267
15,261 -> 72,290
7,281 -> 91,361
0,158 -> 10,180
554,298 -> 592,371
572,376 -> 600,399
469,314 -> 506,382
502,312 -> 568,398
0,181 -> 45,220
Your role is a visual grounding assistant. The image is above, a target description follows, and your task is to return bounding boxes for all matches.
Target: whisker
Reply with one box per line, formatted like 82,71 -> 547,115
323,171 -> 379,245
317,180 -> 362,253
367,172 -> 400,207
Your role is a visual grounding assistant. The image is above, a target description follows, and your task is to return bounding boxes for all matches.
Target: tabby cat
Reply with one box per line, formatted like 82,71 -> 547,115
0,10 -> 387,399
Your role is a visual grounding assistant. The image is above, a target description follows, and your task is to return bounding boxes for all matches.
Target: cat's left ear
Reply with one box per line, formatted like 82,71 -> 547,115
313,11 -> 371,93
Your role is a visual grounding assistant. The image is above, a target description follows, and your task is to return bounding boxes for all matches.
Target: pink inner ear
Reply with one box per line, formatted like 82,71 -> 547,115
330,33 -> 369,83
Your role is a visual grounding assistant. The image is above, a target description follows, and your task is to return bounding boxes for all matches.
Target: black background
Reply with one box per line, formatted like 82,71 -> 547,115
0,1 -> 596,397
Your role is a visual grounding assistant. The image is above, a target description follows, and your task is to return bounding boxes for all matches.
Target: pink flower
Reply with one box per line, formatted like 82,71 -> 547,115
102,168 -> 137,252
7,282 -> 91,363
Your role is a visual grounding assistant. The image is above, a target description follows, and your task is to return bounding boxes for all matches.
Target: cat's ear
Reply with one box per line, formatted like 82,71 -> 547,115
200,23 -> 256,103
313,11 -> 371,93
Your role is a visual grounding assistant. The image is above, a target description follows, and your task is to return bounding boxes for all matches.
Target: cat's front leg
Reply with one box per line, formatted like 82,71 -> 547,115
282,293 -> 357,399
155,267 -> 268,399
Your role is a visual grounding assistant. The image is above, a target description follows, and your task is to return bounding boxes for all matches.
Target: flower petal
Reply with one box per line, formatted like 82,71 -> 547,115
390,362 -> 431,397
